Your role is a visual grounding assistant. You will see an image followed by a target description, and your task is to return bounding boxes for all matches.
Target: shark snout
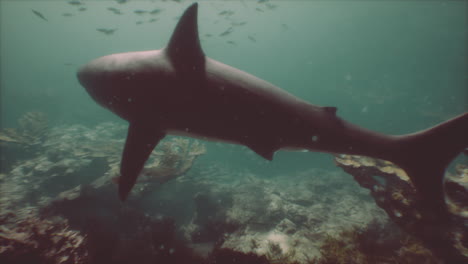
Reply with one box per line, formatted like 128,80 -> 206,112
76,64 -> 93,91
77,63 -> 111,109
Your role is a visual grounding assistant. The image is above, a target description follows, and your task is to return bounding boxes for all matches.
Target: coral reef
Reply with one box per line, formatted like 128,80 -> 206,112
0,111 -> 49,172
183,167 -> 387,263
1,120 -> 453,263
0,207 -> 87,264
206,247 -> 270,264
334,154 -> 467,263
132,137 -> 207,198
312,220 -> 442,264
46,135 -> 207,207
0,111 -> 48,145
79,208 -> 204,264
1,122 -> 210,263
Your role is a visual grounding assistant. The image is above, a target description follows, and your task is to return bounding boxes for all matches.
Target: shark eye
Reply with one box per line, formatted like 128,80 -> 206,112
311,135 -> 319,142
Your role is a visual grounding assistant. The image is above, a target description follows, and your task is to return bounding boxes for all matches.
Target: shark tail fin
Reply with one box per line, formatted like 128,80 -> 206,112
392,113 -> 468,217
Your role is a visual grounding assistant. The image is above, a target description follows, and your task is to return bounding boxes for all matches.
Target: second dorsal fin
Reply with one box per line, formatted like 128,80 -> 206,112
165,3 -> 205,73
323,106 -> 337,115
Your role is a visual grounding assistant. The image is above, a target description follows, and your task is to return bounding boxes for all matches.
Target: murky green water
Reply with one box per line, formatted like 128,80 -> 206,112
1,0 -> 465,176
1,1 -> 466,263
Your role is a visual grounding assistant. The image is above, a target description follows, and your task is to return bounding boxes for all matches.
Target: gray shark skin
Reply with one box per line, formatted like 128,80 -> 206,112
77,3 -> 468,216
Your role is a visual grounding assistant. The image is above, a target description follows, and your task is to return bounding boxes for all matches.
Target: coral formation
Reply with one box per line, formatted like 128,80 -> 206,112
1,122 -> 209,263
206,247 -> 270,264
264,241 -> 298,264
133,137 -> 207,198
0,111 -> 48,146
1,120 -> 454,263
186,167 -> 386,263
335,154 -> 467,263
0,111 -> 49,171
312,220 -> 442,264
0,207 -> 87,264
17,111 -> 49,143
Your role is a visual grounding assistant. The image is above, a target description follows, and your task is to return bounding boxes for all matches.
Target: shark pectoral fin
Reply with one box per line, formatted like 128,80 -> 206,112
119,122 -> 165,201
248,141 -> 278,161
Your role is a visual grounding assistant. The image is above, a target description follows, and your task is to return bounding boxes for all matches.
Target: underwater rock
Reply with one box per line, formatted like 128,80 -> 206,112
183,191 -> 236,244
445,164 -> 468,218
193,167 -> 386,263
335,154 -> 468,263
34,125 -> 207,208
40,205 -> 205,264
207,247 -> 269,264
0,111 -> 49,171
5,119 -> 450,263
314,220 -> 443,264
137,138 -> 207,186
0,207 -> 88,264
10,111 -> 48,145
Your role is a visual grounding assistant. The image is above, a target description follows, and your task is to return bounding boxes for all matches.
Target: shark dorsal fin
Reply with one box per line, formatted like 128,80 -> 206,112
166,3 -> 205,73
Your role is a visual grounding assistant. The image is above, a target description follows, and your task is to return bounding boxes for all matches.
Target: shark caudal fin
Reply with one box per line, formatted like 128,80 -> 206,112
392,112 -> 468,217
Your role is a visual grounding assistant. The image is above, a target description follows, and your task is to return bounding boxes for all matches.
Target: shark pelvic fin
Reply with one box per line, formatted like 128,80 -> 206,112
248,142 -> 278,161
119,122 -> 165,201
165,3 -> 205,73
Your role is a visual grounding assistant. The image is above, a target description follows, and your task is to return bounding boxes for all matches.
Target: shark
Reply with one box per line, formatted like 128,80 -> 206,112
77,3 -> 468,216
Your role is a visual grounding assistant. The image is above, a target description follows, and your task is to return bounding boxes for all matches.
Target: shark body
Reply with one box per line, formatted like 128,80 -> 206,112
78,3 -> 468,216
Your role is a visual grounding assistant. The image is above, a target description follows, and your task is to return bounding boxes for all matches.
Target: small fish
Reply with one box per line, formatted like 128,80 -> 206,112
255,7 -> 264,12
31,9 -> 48,21
78,7 -> 87,12
148,18 -> 158,23
227,40 -> 236,46
68,0 -> 82,6
136,21 -> 143,25
248,35 -> 256,42
204,33 -> 212,38
107,7 -> 122,15
231,21 -> 247,27
149,8 -> 162,15
219,27 -> 233,37
115,0 -> 127,4
266,3 -> 277,10
62,13 -> 73,17
96,28 -> 117,35
218,10 -> 234,16
134,10 -> 147,15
